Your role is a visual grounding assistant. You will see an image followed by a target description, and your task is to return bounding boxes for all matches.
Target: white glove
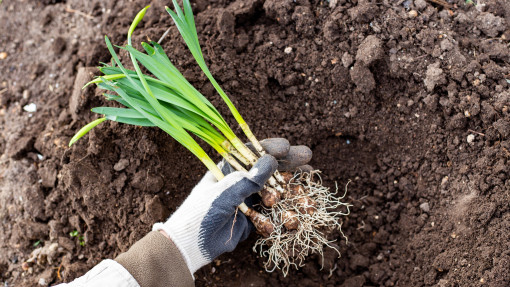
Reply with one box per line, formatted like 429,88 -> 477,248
153,155 -> 277,274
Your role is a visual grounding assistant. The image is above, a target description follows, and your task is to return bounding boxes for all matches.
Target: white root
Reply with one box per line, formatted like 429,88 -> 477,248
253,170 -> 351,276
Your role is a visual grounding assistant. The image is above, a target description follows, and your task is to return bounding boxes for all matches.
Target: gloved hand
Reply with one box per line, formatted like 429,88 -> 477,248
153,138 -> 312,275
233,138 -> 313,173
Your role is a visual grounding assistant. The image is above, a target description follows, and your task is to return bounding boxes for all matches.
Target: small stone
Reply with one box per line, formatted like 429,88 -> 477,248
342,52 -> 354,68
114,159 -> 129,171
0,52 -> 7,60
415,0 -> 427,10
424,62 -> 444,92
355,35 -> 384,66
467,134 -> 475,144
408,10 -> 418,18
23,103 -> 37,113
459,258 -> 468,266
284,47 -> 292,54
419,202 -> 430,212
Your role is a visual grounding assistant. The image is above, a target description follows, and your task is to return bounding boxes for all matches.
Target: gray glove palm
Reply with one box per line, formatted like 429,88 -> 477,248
153,138 -> 312,275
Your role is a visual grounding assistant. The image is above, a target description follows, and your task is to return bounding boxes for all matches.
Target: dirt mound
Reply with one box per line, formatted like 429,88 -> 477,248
0,0 -> 509,286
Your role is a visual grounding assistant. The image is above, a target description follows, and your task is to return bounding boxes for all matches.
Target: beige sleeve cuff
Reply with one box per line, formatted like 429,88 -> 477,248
115,231 -> 194,287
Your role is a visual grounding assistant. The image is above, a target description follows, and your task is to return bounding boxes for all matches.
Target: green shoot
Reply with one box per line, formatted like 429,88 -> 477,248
33,240 -> 41,247
69,117 -> 106,147
69,230 -> 85,246
79,236 -> 85,246
70,7 -> 228,180
70,5 -> 260,179
166,0 -> 266,155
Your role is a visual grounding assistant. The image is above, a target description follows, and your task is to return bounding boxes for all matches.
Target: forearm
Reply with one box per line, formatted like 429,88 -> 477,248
115,231 -> 194,287
55,232 -> 193,287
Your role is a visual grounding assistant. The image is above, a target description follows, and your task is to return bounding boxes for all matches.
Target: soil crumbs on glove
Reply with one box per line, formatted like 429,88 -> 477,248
1,0 -> 510,286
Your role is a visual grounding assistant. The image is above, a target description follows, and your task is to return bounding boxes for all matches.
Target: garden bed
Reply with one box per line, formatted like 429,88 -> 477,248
0,0 -> 509,286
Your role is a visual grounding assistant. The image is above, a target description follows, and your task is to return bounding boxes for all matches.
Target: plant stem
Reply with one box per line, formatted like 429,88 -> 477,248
229,137 -> 258,164
239,123 -> 265,156
220,152 -> 246,173
201,157 -> 224,181
220,140 -> 249,166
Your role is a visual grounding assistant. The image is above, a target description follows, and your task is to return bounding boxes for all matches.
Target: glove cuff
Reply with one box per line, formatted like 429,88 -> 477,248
153,220 -> 209,274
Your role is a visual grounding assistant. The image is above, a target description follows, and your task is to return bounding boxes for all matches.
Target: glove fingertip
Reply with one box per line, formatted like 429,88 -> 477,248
289,146 -> 313,163
260,138 -> 290,158
250,154 -> 278,186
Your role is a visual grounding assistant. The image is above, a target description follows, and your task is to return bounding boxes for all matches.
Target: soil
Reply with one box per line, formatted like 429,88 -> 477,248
1,0 -> 509,286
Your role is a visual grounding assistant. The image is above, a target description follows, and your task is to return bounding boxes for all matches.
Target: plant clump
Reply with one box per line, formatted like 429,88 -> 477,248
70,0 -> 350,275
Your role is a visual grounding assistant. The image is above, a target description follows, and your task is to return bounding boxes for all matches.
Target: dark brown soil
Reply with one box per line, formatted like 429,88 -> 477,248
1,0 -> 509,286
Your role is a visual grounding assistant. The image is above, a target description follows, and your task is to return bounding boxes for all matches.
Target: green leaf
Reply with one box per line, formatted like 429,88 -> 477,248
128,5 -> 150,42
107,116 -> 156,127
122,43 -> 234,137
166,0 -> 248,127
91,107 -> 146,119
69,118 -> 106,147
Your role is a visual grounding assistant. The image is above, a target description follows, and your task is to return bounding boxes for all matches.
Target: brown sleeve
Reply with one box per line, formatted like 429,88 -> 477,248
115,231 -> 194,287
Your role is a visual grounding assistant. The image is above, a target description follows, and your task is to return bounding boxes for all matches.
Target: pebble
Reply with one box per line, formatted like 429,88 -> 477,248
408,10 -> 418,18
0,52 -> 7,60
23,103 -> 37,113
114,158 -> 129,171
284,47 -> 292,54
342,52 -> 353,68
415,0 -> 427,10
419,202 -> 430,212
22,262 -> 30,271
466,134 -> 475,144
23,90 -> 30,99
